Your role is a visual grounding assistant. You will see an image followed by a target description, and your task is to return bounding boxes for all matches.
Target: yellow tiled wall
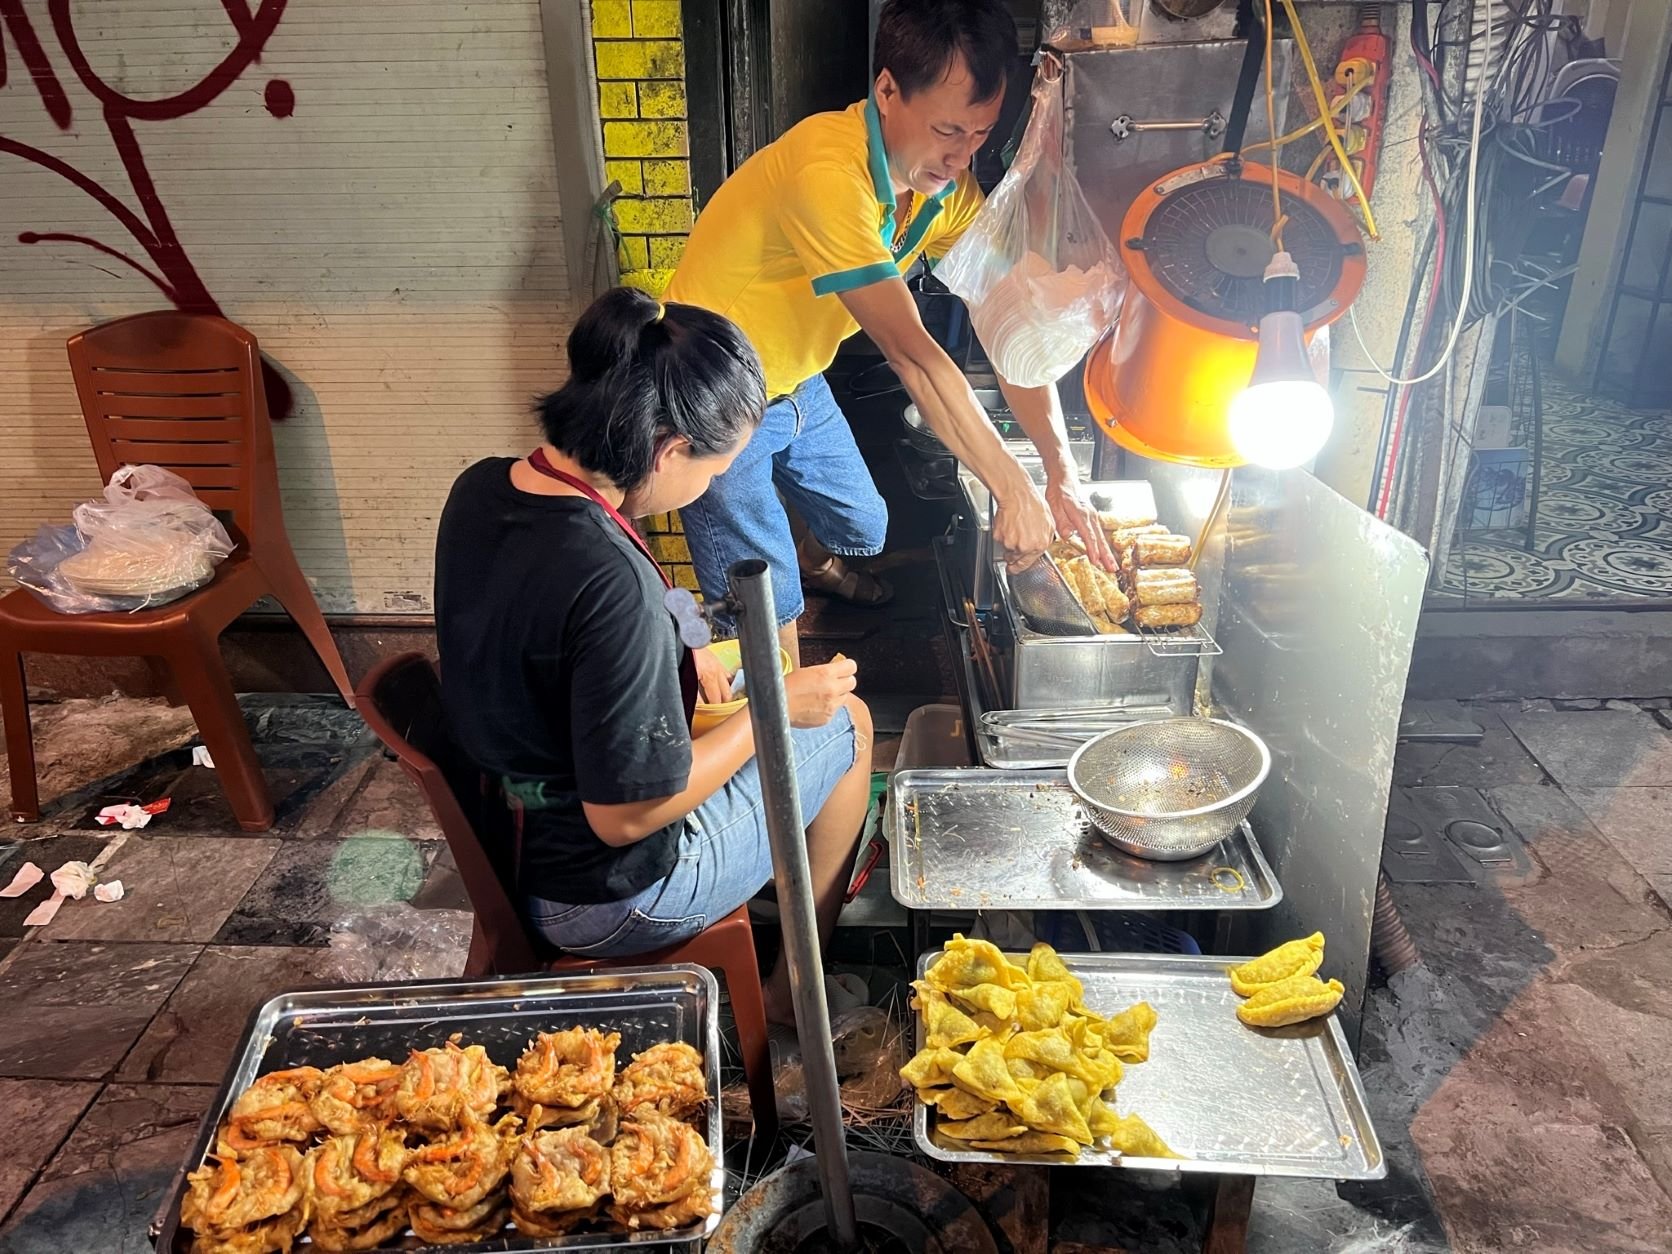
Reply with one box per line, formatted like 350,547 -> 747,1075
590,1 -> 692,301
591,2 -> 696,583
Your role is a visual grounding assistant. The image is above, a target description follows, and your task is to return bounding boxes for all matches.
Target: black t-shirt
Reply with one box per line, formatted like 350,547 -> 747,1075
434,457 -> 694,903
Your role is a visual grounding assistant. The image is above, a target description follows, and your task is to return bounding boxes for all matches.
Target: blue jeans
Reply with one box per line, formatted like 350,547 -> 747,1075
680,374 -> 888,633
526,708 -> 858,957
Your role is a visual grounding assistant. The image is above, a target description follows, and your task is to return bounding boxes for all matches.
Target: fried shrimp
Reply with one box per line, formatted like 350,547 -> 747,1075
510,1122 -> 612,1215
612,1041 -> 707,1120
395,1039 -> 509,1132
310,1059 -> 401,1136
304,1129 -> 407,1221
181,1146 -> 308,1253
401,1112 -> 521,1210
607,1110 -> 714,1231
224,1068 -> 324,1147
511,1028 -> 619,1130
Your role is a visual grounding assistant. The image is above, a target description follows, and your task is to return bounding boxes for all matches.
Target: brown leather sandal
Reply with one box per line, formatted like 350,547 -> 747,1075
799,551 -> 894,607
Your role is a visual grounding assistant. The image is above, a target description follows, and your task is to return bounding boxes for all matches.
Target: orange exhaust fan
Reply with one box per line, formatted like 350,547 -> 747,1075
1085,159 -> 1366,468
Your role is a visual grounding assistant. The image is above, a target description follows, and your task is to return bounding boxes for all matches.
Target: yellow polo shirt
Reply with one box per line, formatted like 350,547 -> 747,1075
666,97 -> 985,398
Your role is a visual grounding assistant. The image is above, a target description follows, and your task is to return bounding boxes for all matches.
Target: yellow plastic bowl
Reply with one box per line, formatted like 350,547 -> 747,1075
692,639 -> 794,736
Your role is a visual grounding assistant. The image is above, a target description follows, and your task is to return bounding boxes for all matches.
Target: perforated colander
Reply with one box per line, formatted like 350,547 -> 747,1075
1067,718 -> 1270,861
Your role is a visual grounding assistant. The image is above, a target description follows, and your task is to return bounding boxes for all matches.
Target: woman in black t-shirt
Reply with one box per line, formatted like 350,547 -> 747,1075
435,287 -> 872,1025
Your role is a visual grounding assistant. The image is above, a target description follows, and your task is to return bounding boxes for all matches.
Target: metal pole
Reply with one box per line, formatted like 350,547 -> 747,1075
727,558 -> 859,1250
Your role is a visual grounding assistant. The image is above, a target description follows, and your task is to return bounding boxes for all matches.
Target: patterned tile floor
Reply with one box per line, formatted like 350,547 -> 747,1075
1437,367 -> 1672,601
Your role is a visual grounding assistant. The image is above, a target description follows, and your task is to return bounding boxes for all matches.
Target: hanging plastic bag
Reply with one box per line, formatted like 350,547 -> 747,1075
936,66 -> 1127,389
7,465 -> 235,613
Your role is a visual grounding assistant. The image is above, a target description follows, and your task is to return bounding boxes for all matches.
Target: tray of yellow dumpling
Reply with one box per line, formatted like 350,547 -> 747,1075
904,938 -> 1384,1178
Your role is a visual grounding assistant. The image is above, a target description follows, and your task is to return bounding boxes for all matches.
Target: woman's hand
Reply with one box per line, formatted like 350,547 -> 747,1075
1046,481 -> 1118,571
784,656 -> 858,728
693,646 -> 734,704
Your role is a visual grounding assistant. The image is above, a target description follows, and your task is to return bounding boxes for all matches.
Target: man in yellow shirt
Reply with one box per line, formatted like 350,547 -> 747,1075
667,0 -> 1112,658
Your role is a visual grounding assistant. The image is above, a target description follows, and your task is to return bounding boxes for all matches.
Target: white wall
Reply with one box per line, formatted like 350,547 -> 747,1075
0,0 -> 575,614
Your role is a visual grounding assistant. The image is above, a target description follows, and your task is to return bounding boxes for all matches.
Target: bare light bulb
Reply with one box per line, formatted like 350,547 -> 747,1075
1228,252 -> 1335,470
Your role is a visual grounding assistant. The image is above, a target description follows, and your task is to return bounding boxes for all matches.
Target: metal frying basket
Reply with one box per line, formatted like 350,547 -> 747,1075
1067,718 -> 1270,861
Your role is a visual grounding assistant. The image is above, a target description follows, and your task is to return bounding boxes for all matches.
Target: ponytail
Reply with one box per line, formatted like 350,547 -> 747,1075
538,288 -> 766,490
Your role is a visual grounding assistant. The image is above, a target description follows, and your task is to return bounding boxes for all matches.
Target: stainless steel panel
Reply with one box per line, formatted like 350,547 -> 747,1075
886,769 -> 1280,911
910,950 -> 1385,1179
1064,40 -> 1293,241
998,576 -> 1201,713
152,967 -> 725,1252
1209,469 -> 1429,1042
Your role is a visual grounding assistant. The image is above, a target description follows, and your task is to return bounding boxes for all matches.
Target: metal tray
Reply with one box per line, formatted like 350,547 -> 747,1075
911,951 -> 1384,1180
886,769 -> 1280,911
151,966 -> 723,1253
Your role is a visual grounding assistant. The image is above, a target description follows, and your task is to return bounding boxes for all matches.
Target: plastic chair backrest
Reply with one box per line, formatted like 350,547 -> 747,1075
356,652 -> 539,973
65,311 -> 278,542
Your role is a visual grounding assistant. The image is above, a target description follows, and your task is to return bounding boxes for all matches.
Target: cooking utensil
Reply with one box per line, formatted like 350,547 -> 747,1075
1068,718 -> 1270,861
1005,553 -> 1098,635
886,768 -> 1279,911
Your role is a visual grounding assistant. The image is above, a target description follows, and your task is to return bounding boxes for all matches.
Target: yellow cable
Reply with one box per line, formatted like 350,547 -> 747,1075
1241,74 -> 1370,156
1280,0 -> 1379,240
1263,0 -> 1281,245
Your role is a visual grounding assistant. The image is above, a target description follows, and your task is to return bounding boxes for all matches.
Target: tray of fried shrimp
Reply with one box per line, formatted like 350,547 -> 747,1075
152,965 -> 724,1252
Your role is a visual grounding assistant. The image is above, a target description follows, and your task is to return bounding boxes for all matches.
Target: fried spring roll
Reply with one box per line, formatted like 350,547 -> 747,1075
1133,569 -> 1200,607
1134,602 -> 1203,628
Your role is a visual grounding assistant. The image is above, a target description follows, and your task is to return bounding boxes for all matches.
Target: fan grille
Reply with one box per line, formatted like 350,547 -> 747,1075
1141,178 -> 1346,324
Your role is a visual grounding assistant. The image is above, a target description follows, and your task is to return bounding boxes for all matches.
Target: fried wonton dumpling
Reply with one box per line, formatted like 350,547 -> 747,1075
952,1036 -> 1023,1104
900,1046 -> 963,1090
1104,1111 -> 1182,1159
1003,1027 -> 1114,1089
1099,1002 -> 1159,1063
948,981 -> 1018,1021
1011,1071 -> 1093,1145
937,1111 -> 1029,1141
1084,1095 -> 1122,1138
1024,943 -> 1085,1003
919,1087 -> 999,1121
969,1132 -> 1081,1155
1014,980 -> 1075,1032
924,935 -> 1029,994
914,985 -> 986,1050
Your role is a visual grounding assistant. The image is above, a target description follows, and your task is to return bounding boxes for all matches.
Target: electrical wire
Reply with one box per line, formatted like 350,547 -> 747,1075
1262,0 -> 1282,244
1279,0 -> 1379,240
1348,0 -> 1494,387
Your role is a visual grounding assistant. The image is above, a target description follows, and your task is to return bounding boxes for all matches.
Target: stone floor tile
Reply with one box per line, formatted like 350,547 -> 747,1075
120,941 -> 461,1086
324,756 -> 441,842
0,833 -> 115,940
409,843 -> 470,912
0,697 -> 196,823
1393,706 -> 1546,789
0,942 -> 198,1080
0,1079 -> 99,1218
40,1082 -> 212,1183
1412,979 -> 1672,1253
42,837 -> 278,944
287,744 -> 380,840
1566,787 -> 1672,885
1500,708 -> 1672,787
212,834 -> 441,947
150,743 -> 367,837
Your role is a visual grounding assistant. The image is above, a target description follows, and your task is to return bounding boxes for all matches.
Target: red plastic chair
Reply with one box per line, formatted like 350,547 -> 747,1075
355,652 -> 777,1140
0,312 -> 352,831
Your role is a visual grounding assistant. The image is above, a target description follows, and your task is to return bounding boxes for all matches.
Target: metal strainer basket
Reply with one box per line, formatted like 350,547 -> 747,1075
1067,718 -> 1271,861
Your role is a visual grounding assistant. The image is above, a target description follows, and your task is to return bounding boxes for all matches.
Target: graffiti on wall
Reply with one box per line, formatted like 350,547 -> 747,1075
0,0 -> 296,415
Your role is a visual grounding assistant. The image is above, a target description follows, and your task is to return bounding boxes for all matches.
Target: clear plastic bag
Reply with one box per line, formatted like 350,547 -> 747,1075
937,67 -> 1127,388
6,465 -> 235,613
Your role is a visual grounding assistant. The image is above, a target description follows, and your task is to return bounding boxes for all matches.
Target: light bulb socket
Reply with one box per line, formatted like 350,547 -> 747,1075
1260,250 -> 1301,317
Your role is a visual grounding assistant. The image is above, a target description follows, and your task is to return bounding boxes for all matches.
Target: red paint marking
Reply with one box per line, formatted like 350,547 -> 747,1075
1,0 -> 296,418
264,79 -> 295,118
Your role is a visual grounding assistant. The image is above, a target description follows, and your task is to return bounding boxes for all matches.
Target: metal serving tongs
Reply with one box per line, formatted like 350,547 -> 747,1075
980,704 -> 1176,751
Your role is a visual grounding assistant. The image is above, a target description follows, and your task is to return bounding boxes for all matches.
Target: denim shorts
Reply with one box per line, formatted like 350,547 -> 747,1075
680,373 -> 888,634
526,706 -> 858,958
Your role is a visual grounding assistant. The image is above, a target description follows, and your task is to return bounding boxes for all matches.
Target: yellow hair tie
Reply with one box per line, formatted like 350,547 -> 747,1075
654,302 -> 667,322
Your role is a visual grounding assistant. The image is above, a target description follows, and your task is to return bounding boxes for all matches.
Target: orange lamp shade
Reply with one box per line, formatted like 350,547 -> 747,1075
1085,161 -> 1367,468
